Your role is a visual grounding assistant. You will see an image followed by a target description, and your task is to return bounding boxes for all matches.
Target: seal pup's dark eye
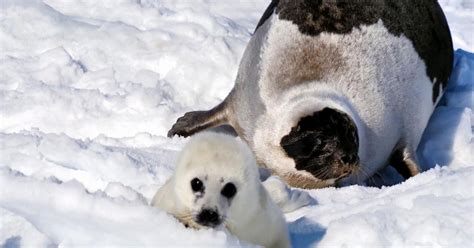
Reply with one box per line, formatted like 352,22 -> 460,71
221,183 -> 237,198
191,178 -> 204,192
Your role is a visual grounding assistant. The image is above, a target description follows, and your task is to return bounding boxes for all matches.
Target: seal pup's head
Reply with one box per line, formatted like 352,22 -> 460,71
172,132 -> 260,228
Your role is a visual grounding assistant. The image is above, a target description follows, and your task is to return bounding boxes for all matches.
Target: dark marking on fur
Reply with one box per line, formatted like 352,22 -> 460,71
264,36 -> 346,90
194,191 -> 204,203
255,0 -> 453,102
389,148 -> 420,179
280,108 -> 359,180
254,0 -> 279,34
281,171 -> 336,189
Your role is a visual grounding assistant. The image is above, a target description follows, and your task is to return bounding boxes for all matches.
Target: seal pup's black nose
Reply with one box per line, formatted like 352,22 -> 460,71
196,208 -> 221,227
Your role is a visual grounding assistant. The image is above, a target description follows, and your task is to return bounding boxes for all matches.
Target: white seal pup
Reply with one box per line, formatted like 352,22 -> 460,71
167,0 -> 454,188
152,132 -> 291,248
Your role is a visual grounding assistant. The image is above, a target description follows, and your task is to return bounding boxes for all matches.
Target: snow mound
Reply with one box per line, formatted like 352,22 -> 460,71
0,0 -> 473,247
0,167 -> 243,247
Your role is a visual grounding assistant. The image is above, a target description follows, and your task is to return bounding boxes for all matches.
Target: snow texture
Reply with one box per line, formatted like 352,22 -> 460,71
0,0 -> 473,247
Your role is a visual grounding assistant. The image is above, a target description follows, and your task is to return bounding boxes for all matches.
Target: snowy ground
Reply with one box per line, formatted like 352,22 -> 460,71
0,0 -> 473,247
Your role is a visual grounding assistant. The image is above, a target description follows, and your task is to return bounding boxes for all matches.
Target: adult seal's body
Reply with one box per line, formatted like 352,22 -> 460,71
168,0 -> 453,188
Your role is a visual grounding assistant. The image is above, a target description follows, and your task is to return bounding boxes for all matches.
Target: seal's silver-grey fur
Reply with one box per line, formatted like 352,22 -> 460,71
168,0 -> 453,188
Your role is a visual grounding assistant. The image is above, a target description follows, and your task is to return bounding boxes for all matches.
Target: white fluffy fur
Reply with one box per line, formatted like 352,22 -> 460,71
151,132 -> 290,248
233,14 -> 434,185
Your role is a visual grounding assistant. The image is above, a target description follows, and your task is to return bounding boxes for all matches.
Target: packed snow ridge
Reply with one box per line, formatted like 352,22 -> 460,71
0,0 -> 473,247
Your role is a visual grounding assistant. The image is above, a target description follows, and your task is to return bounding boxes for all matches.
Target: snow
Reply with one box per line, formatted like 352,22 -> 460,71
0,0 -> 473,247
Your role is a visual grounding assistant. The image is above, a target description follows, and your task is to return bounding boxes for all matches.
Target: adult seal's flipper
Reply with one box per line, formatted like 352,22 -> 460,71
168,101 -> 229,138
262,176 -> 312,213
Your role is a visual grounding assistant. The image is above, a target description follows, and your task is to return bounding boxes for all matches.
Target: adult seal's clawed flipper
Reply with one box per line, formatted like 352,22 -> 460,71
168,101 -> 229,138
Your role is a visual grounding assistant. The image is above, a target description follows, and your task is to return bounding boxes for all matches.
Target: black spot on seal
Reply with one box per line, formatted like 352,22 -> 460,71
280,108 -> 359,180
